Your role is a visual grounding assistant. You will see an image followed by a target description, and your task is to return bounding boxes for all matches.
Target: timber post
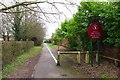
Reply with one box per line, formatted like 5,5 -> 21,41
77,51 -> 81,64
57,51 -> 60,66
96,53 -> 98,62
85,51 -> 90,64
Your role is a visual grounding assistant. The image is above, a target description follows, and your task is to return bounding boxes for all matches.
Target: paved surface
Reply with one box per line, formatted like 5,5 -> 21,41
32,43 -> 89,78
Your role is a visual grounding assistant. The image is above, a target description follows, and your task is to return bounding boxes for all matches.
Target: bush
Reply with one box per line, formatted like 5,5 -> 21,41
44,39 -> 51,43
2,41 -> 34,67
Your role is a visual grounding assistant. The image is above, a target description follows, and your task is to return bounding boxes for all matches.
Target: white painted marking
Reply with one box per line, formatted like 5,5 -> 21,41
45,44 -> 57,64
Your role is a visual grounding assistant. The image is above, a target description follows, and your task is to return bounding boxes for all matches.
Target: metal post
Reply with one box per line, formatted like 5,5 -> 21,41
90,40 -> 93,66
97,40 -> 100,66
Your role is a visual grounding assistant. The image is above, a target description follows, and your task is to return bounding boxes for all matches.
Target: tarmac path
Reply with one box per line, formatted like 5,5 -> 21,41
32,43 -> 89,78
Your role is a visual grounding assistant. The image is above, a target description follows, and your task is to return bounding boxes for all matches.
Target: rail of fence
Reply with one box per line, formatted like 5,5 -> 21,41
57,50 -> 120,66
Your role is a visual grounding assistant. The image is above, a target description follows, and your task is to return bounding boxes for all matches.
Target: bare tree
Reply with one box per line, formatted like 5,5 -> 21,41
20,13 -> 46,43
0,0 -> 78,41
0,0 -> 78,22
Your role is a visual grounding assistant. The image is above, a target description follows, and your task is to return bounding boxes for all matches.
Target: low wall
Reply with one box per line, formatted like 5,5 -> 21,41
2,41 -> 34,67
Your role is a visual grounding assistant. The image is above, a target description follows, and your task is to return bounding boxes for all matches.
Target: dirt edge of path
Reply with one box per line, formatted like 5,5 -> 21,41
6,53 -> 41,78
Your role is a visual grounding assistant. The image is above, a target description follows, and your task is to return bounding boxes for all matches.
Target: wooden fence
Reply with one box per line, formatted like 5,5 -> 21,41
57,50 -> 120,67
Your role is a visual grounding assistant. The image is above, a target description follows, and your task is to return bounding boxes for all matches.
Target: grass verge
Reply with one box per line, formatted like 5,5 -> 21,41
47,43 -> 58,49
1,46 -> 42,78
99,73 -> 112,79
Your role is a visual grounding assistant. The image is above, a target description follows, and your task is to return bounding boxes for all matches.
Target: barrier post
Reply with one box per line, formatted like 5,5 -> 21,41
57,51 -> 60,66
77,51 -> 81,64
85,51 -> 90,64
96,53 -> 98,62
97,40 -> 101,66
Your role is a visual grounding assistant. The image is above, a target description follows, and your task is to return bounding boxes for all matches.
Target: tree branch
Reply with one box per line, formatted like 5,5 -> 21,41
0,1 -> 47,12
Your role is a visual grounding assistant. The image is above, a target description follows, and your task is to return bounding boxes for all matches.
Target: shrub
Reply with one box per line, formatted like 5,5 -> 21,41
2,41 -> 34,67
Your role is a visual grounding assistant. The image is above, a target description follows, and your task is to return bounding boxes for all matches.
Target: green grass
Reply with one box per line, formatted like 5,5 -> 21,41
1,46 -> 42,78
99,73 -> 112,79
48,43 -> 58,49
0,73 -> 2,80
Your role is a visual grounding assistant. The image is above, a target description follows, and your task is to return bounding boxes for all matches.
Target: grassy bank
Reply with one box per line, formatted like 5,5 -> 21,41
1,46 -> 42,78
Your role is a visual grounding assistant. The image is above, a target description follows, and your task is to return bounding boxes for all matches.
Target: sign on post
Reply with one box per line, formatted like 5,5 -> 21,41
88,22 -> 103,66
88,22 -> 103,40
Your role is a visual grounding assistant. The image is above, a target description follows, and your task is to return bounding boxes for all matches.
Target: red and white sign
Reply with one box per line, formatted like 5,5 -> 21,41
88,22 -> 103,40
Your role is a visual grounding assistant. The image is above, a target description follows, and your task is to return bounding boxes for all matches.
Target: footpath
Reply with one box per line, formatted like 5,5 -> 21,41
32,43 -> 89,78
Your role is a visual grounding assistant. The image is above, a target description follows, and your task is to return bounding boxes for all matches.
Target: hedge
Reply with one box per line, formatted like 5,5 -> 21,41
2,41 -> 34,67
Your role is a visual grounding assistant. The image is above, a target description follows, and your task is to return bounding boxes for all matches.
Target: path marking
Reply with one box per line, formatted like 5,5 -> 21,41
45,44 -> 57,64
31,44 -> 57,78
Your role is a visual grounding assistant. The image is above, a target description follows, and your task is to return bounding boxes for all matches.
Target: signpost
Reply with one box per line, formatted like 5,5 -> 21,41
88,22 -> 103,66
88,22 -> 103,40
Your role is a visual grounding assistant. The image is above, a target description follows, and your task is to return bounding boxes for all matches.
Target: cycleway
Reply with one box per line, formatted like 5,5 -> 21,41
32,43 -> 89,78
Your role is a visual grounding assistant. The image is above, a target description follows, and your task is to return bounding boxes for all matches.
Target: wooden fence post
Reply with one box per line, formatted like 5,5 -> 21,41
57,51 -> 60,66
114,59 -> 118,66
96,53 -> 98,62
77,51 -> 81,64
85,51 -> 90,64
